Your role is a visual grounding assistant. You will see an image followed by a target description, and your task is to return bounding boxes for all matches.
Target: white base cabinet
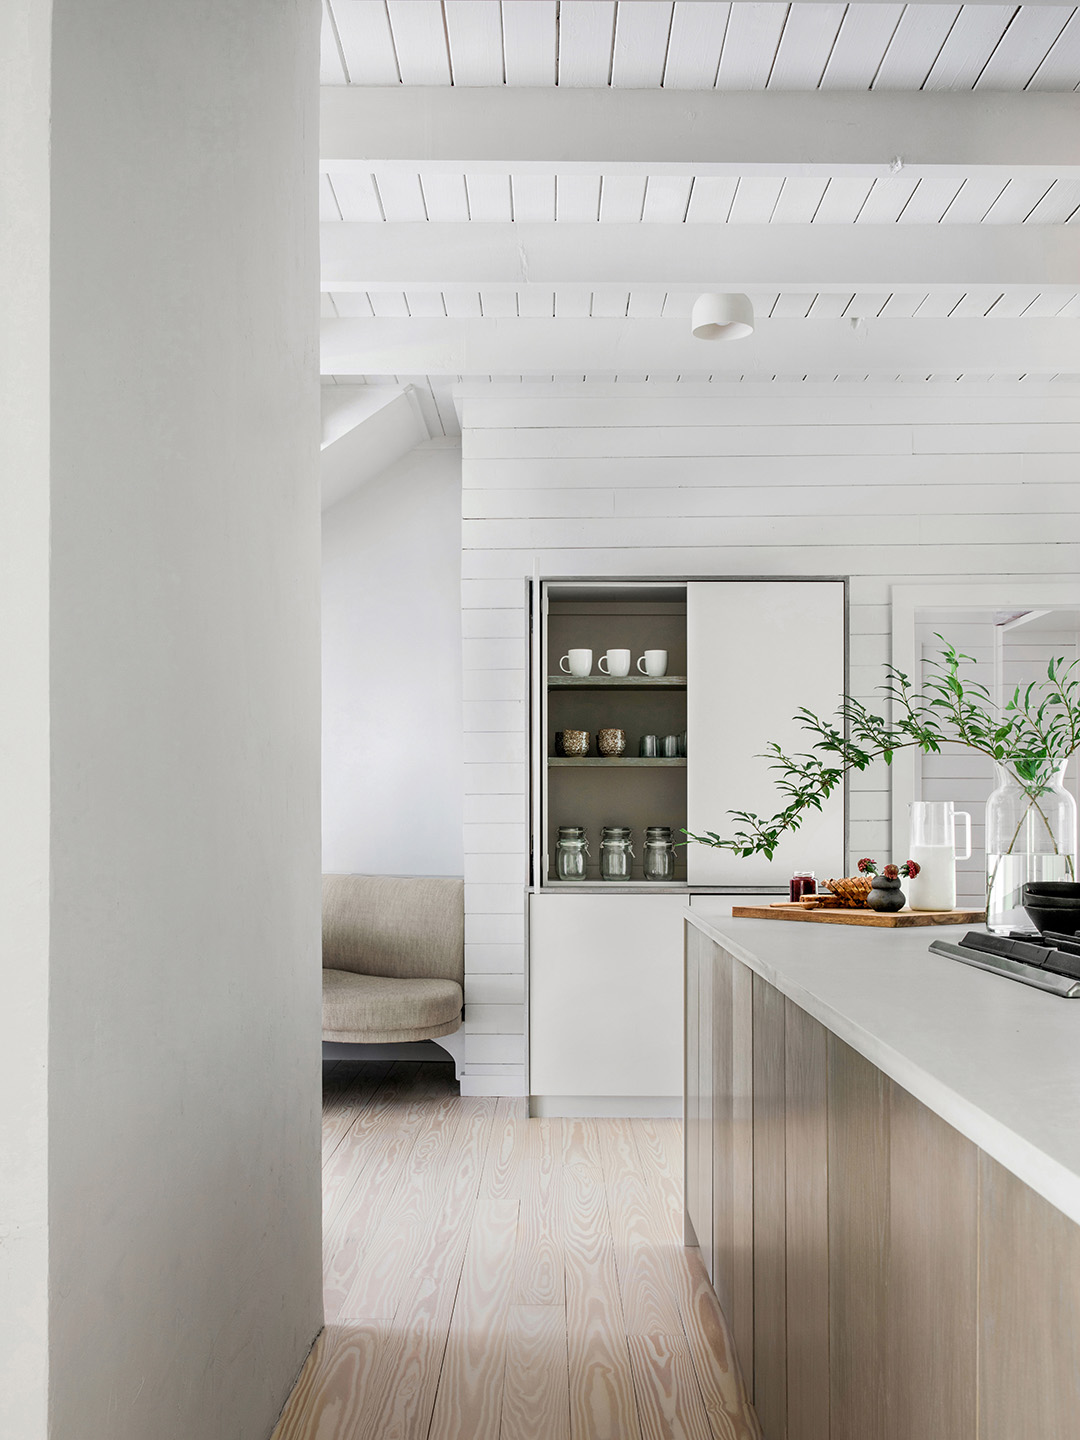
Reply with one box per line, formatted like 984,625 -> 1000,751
528,892 -> 686,1113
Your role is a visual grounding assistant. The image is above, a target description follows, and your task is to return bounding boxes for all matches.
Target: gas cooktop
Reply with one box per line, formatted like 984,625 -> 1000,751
930,930 -> 1080,998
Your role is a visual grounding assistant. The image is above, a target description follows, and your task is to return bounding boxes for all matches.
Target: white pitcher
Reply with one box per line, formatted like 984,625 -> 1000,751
907,801 -> 972,911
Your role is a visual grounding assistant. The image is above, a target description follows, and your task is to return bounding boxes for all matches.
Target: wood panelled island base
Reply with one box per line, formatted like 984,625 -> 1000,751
685,907 -> 1080,1440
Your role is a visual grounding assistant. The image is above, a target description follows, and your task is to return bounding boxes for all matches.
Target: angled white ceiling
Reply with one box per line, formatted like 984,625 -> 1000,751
320,384 -> 432,507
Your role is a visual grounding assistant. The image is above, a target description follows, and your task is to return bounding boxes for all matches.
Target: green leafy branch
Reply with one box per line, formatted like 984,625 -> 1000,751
685,638 -> 1080,862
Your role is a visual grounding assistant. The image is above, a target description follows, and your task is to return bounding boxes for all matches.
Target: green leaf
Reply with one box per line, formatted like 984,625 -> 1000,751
683,633 -> 1080,862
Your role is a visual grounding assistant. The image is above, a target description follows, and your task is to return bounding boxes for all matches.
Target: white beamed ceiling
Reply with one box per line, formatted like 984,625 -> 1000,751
322,170 -> 1080,224
325,287 -> 1080,319
319,2 -> 1080,390
321,3 -> 1080,93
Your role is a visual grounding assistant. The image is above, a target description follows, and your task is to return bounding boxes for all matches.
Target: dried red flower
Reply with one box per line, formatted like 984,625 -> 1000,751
882,864 -> 900,880
856,857 -> 877,874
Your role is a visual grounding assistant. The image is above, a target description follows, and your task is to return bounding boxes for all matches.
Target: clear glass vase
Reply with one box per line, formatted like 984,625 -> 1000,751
985,760 -> 1078,934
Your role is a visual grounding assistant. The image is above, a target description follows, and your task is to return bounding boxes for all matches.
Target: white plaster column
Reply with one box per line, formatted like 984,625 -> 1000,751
0,3 -> 323,1435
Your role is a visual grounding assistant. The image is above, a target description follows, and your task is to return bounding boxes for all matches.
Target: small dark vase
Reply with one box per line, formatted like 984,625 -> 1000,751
867,876 -> 906,913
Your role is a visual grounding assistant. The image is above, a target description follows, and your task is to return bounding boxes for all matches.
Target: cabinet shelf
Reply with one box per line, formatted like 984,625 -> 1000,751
548,757 -> 687,767
548,675 -> 687,690
541,880 -> 691,891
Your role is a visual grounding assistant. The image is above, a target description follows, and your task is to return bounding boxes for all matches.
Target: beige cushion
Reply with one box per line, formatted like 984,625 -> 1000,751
322,969 -> 463,1044
322,874 -> 464,985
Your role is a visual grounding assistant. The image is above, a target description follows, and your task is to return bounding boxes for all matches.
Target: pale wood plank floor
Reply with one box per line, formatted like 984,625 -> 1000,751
272,1061 -> 760,1440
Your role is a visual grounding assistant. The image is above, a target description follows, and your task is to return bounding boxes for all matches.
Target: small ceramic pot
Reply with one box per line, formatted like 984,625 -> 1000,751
597,728 -> 627,757
866,875 -> 906,912
557,729 -> 590,757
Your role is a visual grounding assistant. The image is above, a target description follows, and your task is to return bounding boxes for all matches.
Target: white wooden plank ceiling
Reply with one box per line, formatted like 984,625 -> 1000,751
321,169 -> 1080,224
319,2 -> 1080,384
322,2 -> 1080,92
326,286 -> 1080,319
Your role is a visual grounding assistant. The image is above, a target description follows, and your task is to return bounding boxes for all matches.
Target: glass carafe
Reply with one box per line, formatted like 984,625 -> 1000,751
907,801 -> 971,911
985,760 -> 1077,934
600,826 -> 635,881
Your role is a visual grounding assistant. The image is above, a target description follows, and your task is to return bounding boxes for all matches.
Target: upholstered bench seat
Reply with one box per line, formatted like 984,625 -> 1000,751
322,873 -> 465,1048
321,969 -> 463,1044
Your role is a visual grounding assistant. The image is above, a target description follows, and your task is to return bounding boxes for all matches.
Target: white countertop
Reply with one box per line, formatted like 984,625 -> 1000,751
687,902 -> 1080,1228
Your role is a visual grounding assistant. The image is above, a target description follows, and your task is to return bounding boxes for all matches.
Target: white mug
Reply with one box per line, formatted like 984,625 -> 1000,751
559,648 -> 593,677
637,649 -> 668,677
598,648 -> 631,678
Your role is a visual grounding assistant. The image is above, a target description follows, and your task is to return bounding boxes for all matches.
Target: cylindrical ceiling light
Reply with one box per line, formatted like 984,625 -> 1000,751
691,292 -> 754,341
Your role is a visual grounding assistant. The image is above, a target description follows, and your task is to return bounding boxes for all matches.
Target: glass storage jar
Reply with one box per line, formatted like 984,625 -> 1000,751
985,759 -> 1077,934
599,826 -> 635,881
554,825 -> 589,882
643,826 -> 675,882
789,870 -> 816,902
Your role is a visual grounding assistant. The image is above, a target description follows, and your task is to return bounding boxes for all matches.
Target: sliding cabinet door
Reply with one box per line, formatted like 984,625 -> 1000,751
686,580 -> 846,886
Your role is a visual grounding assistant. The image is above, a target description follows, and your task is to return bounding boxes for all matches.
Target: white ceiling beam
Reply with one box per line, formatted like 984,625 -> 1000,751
322,223 -> 1080,290
321,317 -> 1080,377
321,88 -> 1080,177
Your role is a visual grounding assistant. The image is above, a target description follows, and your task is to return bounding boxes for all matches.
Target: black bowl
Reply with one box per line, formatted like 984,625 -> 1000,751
1020,890 -> 1080,908
1024,881 -> 1080,899
1024,903 -> 1080,937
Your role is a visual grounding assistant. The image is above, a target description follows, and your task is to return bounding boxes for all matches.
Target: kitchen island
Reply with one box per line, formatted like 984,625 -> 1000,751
684,903 -> 1080,1440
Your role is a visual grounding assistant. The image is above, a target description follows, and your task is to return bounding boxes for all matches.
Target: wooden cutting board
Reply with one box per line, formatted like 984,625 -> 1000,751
731,902 -> 986,928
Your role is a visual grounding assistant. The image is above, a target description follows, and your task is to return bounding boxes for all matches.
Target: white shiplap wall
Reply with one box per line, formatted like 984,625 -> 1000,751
458,383 -> 1080,1097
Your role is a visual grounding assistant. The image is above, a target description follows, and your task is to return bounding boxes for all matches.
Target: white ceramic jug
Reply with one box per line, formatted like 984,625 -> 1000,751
907,801 -> 972,911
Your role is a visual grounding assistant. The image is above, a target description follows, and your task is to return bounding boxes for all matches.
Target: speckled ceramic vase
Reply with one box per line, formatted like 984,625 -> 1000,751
866,875 -> 906,912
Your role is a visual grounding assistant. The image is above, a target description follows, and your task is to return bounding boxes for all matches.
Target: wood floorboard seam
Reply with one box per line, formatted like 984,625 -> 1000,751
322,1095 -> 476,1323
278,1068 -> 758,1440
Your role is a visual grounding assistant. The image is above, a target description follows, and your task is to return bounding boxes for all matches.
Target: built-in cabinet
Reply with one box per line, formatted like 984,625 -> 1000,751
686,923 -> 1080,1439
529,577 -> 846,1111
534,578 -> 846,888
540,584 -> 690,885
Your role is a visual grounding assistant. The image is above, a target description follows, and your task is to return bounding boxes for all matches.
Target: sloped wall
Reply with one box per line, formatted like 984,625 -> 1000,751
323,442 -> 464,876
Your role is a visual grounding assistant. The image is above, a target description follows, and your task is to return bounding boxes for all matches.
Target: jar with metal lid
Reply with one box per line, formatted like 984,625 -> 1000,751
599,826 -> 635,881
643,826 -> 676,882
554,826 -> 590,882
